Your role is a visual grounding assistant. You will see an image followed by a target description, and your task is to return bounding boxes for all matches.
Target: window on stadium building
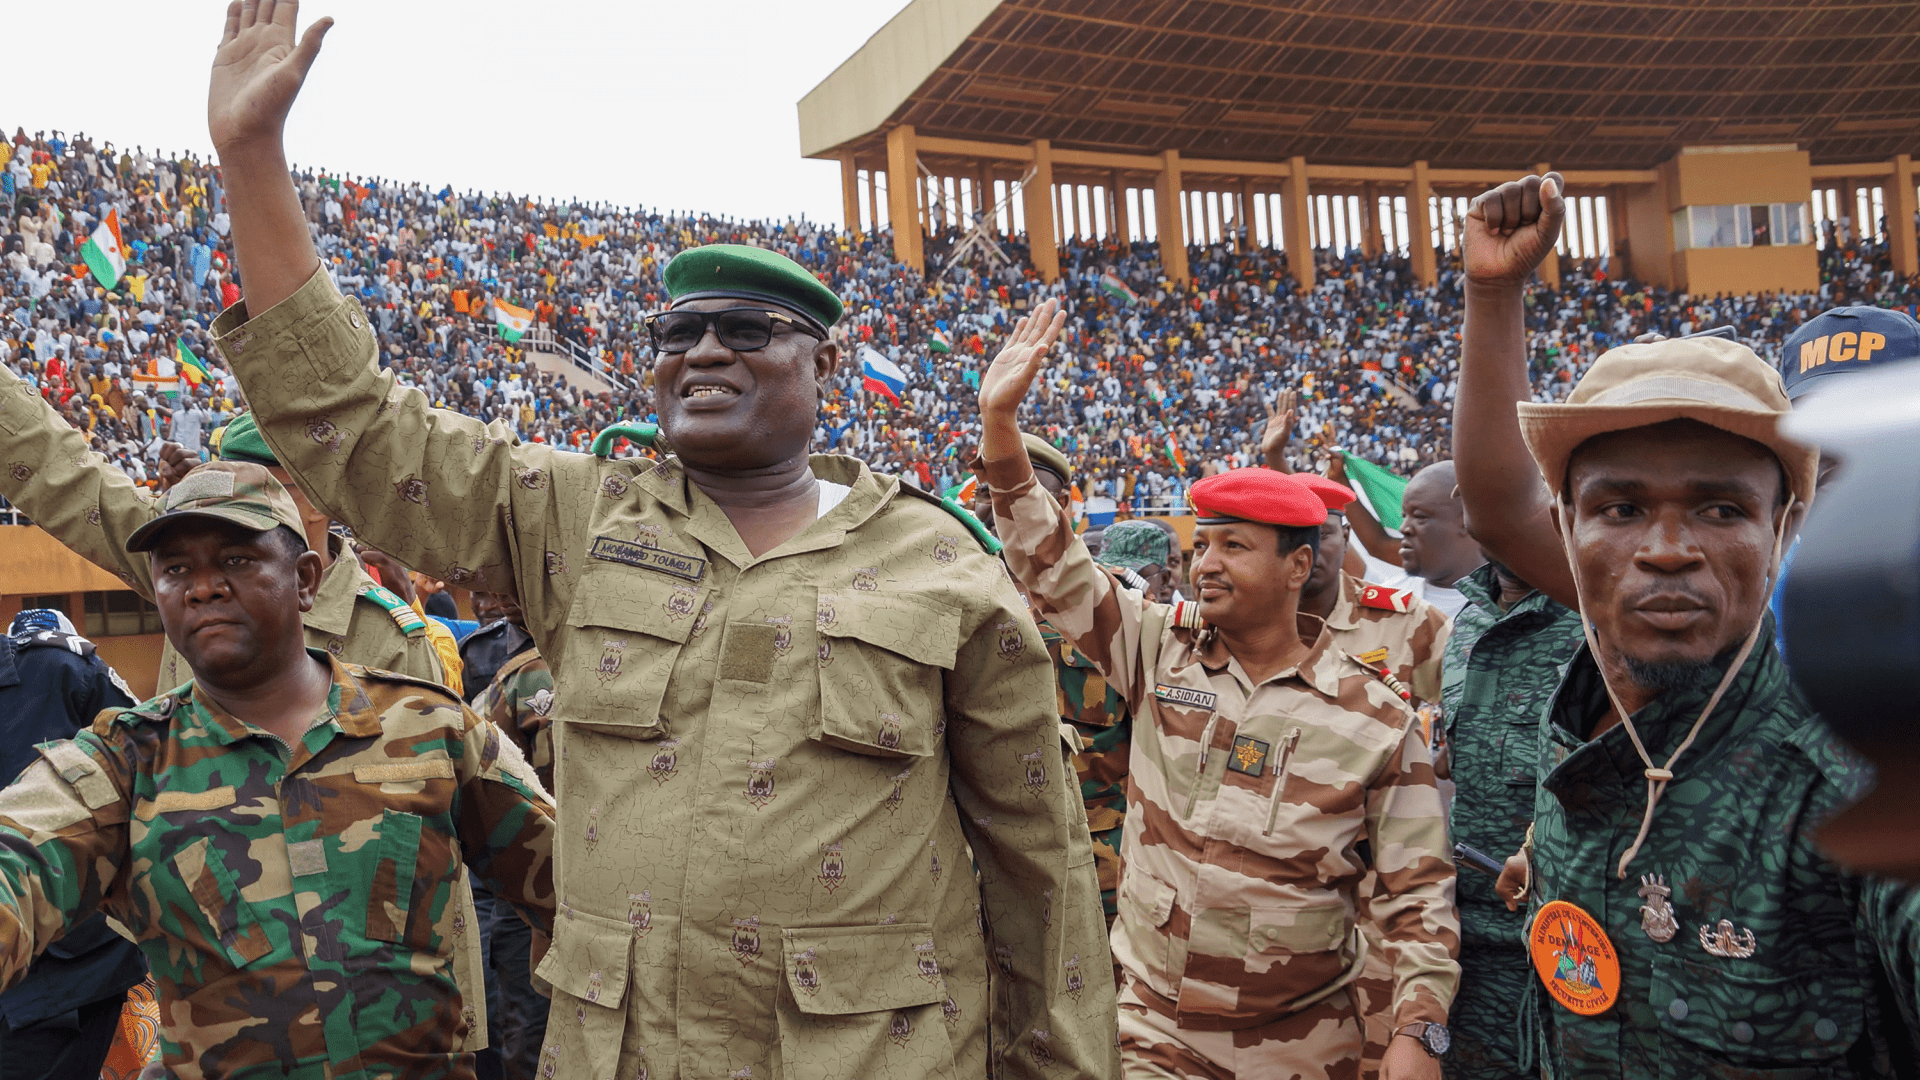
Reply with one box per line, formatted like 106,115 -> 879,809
1671,203 -> 1811,250
83,590 -> 163,637
19,594 -> 70,616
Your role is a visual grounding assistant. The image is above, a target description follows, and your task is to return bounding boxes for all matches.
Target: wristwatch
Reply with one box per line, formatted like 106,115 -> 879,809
1395,1021 -> 1451,1058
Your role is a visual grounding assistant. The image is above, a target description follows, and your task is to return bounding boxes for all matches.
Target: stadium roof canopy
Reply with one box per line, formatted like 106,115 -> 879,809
799,0 -> 1920,171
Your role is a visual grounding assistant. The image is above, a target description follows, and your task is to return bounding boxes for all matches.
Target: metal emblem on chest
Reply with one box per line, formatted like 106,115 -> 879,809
1699,919 -> 1758,959
1637,874 -> 1678,943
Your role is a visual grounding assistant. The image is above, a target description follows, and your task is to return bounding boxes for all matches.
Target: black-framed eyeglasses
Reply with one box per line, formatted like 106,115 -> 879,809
642,308 -> 824,353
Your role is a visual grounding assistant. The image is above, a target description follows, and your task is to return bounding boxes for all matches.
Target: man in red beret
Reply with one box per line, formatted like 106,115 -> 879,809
979,299 -> 1459,1080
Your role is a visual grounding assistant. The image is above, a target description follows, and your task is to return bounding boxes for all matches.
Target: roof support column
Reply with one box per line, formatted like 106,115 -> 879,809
1023,139 -> 1060,283
1155,150 -> 1189,284
1238,178 -> 1256,253
1889,154 -> 1917,279
1284,156 -> 1314,290
1533,162 -> 1560,289
885,124 -> 922,272
839,153 -> 861,236
1409,160 -> 1436,287
1112,173 -> 1131,243
866,168 -> 880,236
1362,183 -> 1383,257
1608,184 -> 1632,281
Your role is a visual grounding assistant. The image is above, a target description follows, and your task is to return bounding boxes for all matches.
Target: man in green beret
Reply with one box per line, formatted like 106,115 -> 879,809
202,8 -> 1117,1079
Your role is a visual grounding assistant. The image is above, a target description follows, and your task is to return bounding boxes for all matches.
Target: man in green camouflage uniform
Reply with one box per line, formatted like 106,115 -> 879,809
0,461 -> 556,1079
0,393 -> 499,1048
479,646 -> 556,796
1458,171 -> 1916,1078
1435,560 -> 1580,1080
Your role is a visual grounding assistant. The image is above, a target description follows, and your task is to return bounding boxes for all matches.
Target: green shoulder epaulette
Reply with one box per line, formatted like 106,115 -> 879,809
894,482 -> 1003,555
107,685 -> 189,728
359,585 -> 428,636
591,422 -> 659,457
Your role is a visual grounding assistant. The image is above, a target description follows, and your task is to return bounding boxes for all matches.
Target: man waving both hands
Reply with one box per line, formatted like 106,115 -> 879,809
978,300 -> 1459,1080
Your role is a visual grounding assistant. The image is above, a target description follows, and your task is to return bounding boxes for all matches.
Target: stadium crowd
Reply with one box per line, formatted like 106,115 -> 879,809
6,123 -> 1918,513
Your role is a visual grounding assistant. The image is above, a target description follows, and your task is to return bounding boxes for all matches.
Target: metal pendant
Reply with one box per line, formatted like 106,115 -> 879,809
1698,918 -> 1758,959
1637,874 -> 1678,944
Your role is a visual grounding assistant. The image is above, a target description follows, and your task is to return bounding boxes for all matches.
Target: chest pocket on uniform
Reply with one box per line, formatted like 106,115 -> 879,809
561,566 -> 708,739
814,589 -> 960,758
170,836 -> 274,969
1647,952 -> 1867,1078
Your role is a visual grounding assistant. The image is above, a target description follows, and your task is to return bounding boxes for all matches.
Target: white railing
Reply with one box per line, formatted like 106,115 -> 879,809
523,326 -> 629,391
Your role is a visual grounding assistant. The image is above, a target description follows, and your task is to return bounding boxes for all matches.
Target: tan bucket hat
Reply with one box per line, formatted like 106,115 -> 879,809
1517,336 -> 1818,507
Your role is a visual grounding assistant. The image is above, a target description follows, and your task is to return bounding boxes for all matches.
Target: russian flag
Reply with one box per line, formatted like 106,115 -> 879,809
860,346 -> 906,403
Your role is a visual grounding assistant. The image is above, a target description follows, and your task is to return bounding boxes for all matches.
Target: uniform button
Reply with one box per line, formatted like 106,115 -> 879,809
1667,998 -> 1689,1021
350,313 -> 363,328
1815,1018 -> 1839,1040
1731,1021 -> 1754,1043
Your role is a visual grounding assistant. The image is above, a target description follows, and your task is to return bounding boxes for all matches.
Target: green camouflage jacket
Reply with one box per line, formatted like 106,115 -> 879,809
1042,621 -> 1131,923
0,653 -> 557,1080
1528,627 -> 1901,1078
476,646 -> 555,795
1442,564 -> 1582,947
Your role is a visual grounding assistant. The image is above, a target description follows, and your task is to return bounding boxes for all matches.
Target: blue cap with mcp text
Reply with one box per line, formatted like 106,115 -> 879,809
1780,306 -> 1920,400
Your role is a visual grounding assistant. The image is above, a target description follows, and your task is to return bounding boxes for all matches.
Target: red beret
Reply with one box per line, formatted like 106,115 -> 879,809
1188,469 -> 1328,528
1296,474 -> 1357,513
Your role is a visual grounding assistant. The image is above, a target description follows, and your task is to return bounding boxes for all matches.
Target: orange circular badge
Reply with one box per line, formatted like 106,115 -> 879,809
1529,900 -> 1621,1016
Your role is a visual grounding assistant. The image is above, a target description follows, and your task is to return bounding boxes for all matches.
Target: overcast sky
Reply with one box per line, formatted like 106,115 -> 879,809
10,0 -> 907,226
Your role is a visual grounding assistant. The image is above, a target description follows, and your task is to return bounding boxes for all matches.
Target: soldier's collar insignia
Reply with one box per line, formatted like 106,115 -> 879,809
1226,735 -> 1269,777
1637,874 -> 1678,943
1529,900 -> 1621,1016
589,535 -> 707,582
1152,683 -> 1217,712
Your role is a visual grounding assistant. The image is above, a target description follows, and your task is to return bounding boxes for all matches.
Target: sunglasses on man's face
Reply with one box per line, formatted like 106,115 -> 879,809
643,308 -> 824,354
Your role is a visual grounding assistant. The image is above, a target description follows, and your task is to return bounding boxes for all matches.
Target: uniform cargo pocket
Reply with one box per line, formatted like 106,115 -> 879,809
814,589 -> 959,759
777,922 -> 957,1080
365,809 -> 422,945
534,906 -> 634,1080
1117,871 -> 1180,998
171,837 -> 273,968
561,567 -> 708,738
1650,951 -> 1865,1078
1249,902 -> 1350,955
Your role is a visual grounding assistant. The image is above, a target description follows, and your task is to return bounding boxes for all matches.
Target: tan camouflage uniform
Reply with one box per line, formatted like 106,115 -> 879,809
212,267 -> 1120,1080
0,361 -> 500,1051
1320,571 -> 1452,1080
0,656 -> 557,1080
984,454 -> 1459,1080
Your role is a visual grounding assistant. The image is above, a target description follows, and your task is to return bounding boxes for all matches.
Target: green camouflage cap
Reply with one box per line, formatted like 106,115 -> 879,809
125,460 -> 309,553
215,411 -> 277,466
1097,520 -> 1171,572
664,244 -> 843,332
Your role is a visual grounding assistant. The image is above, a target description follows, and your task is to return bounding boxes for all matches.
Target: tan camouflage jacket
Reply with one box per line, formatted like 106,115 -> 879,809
0,361 -> 491,1051
1323,572 -> 1452,709
211,267 -> 1120,1080
0,655 -> 556,1080
986,454 -> 1460,1030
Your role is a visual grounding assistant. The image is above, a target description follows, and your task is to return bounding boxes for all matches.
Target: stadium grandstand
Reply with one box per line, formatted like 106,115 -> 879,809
4,3 -> 1918,693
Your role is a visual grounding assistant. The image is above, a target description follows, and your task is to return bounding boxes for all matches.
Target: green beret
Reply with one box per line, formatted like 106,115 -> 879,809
1023,433 -> 1073,486
664,244 -> 843,333
215,412 -> 277,466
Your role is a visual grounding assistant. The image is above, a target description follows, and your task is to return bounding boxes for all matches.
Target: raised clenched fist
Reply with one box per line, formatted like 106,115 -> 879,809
1463,172 -> 1565,290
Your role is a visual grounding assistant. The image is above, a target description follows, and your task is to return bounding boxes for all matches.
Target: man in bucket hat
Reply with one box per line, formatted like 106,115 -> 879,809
1454,171 -> 1914,1078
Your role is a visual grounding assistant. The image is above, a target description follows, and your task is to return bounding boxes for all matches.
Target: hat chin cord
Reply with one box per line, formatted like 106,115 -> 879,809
1556,502 -> 1795,879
